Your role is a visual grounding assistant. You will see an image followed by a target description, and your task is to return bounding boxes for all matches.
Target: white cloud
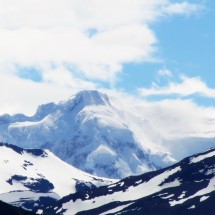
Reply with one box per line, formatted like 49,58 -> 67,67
0,0 -> 188,29
0,0 -> 203,114
0,0 -> 202,81
158,69 -> 172,77
0,64 -> 97,115
139,76 -> 215,98
163,2 -> 203,16
110,91 -> 215,146
0,26 -> 156,81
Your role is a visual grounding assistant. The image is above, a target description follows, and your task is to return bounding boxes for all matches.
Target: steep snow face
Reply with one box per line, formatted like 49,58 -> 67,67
0,90 -> 175,179
0,143 -> 114,210
42,148 -> 215,215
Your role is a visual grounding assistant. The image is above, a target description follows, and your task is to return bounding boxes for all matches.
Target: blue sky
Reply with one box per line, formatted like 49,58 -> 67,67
118,0 -> 215,102
0,0 -> 215,115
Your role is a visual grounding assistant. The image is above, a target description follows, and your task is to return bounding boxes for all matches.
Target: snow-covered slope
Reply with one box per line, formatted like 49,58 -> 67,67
0,143 -> 114,211
0,90 -> 175,179
42,147 -> 215,215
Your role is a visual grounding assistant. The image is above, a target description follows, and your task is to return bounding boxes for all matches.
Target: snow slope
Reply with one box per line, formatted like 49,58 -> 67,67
43,147 -> 215,215
0,143 -> 114,211
0,90 -> 175,179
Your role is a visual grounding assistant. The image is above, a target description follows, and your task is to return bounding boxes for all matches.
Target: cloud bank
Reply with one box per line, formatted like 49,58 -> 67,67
0,0 -> 203,114
139,75 -> 215,98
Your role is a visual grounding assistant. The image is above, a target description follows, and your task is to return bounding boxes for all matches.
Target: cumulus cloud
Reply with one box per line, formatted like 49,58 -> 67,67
0,0 -> 203,114
0,0 -> 202,81
0,64 -> 97,115
0,25 -> 156,82
101,87 -> 215,163
163,2 -> 203,16
106,90 -> 215,149
139,76 -> 215,98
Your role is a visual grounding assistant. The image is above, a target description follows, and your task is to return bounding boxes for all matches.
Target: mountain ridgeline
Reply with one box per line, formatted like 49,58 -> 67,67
42,147 -> 215,215
0,143 -> 114,211
0,90 -> 175,179
0,90 -> 215,214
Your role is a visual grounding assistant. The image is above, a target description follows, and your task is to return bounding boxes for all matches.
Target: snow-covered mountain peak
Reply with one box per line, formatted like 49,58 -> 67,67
73,90 -> 111,106
61,90 -> 111,113
0,90 -> 175,179
0,142 -> 114,211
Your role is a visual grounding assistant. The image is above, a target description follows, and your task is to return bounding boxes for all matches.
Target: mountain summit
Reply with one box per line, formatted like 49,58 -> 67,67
0,90 -> 175,179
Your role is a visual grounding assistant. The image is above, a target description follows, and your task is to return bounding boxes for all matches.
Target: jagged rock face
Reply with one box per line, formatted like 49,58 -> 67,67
42,148 -> 215,215
0,90 -> 175,179
0,201 -> 36,215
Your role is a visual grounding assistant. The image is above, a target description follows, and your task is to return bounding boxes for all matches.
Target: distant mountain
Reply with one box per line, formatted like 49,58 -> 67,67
0,201 -> 35,215
0,143 -> 114,211
42,147 -> 215,215
0,90 -> 175,179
